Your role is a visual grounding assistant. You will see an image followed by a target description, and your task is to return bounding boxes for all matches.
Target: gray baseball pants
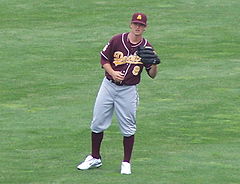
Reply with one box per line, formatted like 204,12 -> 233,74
91,77 -> 139,137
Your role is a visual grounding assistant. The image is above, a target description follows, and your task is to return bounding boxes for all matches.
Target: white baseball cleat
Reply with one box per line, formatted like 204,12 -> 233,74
121,162 -> 131,175
77,155 -> 102,170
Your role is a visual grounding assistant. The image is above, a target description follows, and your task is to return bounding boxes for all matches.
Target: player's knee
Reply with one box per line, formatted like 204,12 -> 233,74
122,129 -> 136,137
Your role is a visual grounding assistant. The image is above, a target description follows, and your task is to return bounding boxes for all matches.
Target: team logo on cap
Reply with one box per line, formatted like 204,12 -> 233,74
137,15 -> 142,20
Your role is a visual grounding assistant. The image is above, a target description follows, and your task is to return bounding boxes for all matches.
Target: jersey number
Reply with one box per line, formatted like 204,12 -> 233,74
132,66 -> 140,76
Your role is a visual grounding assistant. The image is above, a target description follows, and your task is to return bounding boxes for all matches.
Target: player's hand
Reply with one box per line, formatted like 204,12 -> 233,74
137,46 -> 160,65
111,71 -> 124,82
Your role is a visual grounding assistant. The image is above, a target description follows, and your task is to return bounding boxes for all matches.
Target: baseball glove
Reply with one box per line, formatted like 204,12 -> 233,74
137,46 -> 160,64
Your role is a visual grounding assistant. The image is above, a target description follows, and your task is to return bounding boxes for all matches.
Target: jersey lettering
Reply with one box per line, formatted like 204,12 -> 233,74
114,51 -> 124,60
113,51 -> 142,66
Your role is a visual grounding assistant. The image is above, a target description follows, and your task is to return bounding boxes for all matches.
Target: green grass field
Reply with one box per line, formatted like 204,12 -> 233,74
1,0 -> 240,183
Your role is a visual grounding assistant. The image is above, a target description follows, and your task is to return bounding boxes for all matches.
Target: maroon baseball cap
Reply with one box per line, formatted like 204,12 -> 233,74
131,13 -> 147,26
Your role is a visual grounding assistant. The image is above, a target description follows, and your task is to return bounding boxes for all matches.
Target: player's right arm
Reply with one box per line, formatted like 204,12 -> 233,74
100,35 -> 124,82
102,63 -> 124,82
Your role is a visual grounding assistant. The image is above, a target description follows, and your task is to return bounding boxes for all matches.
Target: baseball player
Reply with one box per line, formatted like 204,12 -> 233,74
77,12 -> 160,174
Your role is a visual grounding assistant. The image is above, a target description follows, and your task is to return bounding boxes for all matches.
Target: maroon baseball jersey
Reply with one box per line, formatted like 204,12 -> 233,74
100,32 -> 153,85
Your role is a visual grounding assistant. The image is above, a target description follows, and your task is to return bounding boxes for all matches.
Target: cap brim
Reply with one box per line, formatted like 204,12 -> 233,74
131,21 -> 146,26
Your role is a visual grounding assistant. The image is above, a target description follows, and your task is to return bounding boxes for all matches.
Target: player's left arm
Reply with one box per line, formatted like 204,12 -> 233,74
143,48 -> 159,79
147,64 -> 158,78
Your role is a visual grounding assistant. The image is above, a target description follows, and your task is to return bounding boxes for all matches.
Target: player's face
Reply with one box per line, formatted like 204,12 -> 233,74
130,23 -> 146,36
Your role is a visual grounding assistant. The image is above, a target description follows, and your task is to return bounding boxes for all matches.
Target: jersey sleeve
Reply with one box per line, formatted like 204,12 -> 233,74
100,55 -> 109,66
100,37 -> 115,65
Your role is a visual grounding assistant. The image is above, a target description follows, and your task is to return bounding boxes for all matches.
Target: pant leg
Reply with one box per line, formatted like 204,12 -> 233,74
114,85 -> 138,137
91,78 -> 115,133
